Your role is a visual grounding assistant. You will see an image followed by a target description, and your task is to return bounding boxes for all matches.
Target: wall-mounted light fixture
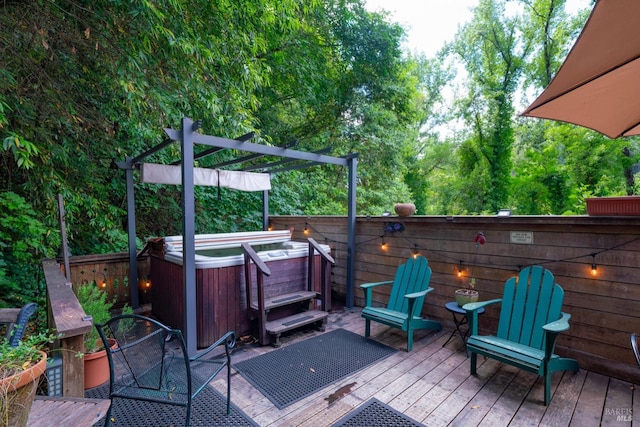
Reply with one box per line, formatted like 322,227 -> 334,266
497,209 -> 511,217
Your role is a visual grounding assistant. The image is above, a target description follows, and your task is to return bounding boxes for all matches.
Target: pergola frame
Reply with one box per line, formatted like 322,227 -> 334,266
116,117 -> 358,354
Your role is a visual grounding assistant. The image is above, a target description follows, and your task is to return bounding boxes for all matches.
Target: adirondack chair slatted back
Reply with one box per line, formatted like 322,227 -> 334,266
496,266 -> 564,350
387,256 -> 432,318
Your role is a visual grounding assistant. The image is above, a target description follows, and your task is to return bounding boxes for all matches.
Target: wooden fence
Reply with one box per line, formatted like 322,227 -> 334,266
66,253 -> 151,308
270,215 -> 640,384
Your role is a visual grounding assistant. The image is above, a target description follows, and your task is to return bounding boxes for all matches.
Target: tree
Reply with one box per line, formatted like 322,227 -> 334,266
448,0 -> 530,213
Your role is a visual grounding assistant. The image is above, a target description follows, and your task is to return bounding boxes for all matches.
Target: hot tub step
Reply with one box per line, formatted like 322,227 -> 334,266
251,291 -> 318,311
266,310 -> 328,347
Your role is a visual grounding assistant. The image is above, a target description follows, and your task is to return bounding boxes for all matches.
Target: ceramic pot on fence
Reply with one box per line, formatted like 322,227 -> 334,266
0,351 -> 47,427
394,203 -> 416,217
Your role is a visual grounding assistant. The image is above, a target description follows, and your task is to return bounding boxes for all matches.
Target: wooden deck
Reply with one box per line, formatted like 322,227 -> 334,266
210,307 -> 638,427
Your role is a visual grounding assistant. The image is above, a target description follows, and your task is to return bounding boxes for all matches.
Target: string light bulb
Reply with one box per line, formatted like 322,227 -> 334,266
591,254 -> 598,276
413,245 -> 420,259
380,236 -> 387,251
457,261 -> 464,278
304,223 -> 309,235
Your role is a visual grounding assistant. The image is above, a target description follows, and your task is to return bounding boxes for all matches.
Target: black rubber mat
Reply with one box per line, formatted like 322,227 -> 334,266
86,382 -> 258,426
234,328 -> 396,409
332,398 -> 425,427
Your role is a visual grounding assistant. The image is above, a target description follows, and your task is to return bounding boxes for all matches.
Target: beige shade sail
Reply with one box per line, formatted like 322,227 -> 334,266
140,163 -> 271,191
521,0 -> 640,138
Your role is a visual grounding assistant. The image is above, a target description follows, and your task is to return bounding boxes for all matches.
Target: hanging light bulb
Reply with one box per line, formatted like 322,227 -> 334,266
457,261 -> 464,278
591,254 -> 598,276
304,223 -> 309,235
412,245 -> 420,259
380,236 -> 387,251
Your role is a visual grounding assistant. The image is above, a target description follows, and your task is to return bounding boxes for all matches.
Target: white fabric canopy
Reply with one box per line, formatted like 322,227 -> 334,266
140,163 -> 271,191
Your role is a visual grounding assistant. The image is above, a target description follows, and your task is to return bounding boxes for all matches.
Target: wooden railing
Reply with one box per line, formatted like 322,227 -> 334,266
242,242 -> 271,345
42,259 -> 91,397
308,237 -> 335,311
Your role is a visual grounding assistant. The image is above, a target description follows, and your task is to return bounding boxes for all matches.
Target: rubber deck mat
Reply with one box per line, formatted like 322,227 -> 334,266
234,328 -> 397,409
86,381 -> 258,426
332,398 -> 425,427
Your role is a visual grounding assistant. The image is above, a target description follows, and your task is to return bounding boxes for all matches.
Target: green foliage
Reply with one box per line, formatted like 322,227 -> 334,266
76,283 -> 113,353
0,0 -> 637,274
0,329 -> 56,378
0,193 -> 55,308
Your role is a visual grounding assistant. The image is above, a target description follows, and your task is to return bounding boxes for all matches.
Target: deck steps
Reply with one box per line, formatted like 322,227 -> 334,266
265,309 -> 328,347
250,291 -> 318,311
243,238 -> 334,347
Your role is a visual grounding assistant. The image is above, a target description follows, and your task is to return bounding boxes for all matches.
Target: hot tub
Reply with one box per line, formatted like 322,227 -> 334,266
150,230 -> 331,347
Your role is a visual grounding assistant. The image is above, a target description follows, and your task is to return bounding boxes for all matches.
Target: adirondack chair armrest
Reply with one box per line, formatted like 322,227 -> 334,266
540,312 -> 571,361
190,330 -> 236,361
404,288 -> 432,318
360,280 -> 394,289
404,287 -> 431,300
464,298 -> 502,335
542,312 -> 571,334
463,298 -> 502,312
361,280 -> 394,306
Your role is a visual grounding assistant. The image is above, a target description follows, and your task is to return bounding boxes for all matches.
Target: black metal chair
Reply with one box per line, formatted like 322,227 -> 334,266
1,302 -> 37,347
631,333 -> 640,368
96,313 -> 235,427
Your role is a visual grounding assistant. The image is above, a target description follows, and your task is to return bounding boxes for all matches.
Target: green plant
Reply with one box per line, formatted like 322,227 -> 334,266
0,330 -> 55,427
76,283 -> 113,353
0,331 -> 55,379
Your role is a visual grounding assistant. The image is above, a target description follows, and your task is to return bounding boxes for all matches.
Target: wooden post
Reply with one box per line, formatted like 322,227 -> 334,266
42,259 -> 92,397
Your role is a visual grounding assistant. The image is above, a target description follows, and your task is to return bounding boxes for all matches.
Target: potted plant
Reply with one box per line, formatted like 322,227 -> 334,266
1,331 -> 54,427
76,282 -> 114,389
455,232 -> 485,307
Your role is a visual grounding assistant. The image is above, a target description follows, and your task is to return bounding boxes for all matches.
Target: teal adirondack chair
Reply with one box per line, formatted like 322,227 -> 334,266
361,256 -> 442,352
464,266 -> 579,405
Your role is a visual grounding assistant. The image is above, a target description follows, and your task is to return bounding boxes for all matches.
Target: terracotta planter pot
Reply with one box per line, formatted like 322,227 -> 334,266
84,338 -> 116,390
0,351 -> 47,427
455,289 -> 479,307
394,203 -> 416,217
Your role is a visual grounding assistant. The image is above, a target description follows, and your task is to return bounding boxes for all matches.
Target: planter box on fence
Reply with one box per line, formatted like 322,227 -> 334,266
586,196 -> 640,216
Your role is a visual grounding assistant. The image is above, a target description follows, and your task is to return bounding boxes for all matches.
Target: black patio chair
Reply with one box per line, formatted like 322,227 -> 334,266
1,302 -> 37,347
631,333 -> 640,368
96,313 -> 235,427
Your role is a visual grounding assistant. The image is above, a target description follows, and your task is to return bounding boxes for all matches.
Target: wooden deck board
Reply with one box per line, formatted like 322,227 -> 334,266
207,307 -> 636,426
28,396 -> 110,427
601,378 -> 633,426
